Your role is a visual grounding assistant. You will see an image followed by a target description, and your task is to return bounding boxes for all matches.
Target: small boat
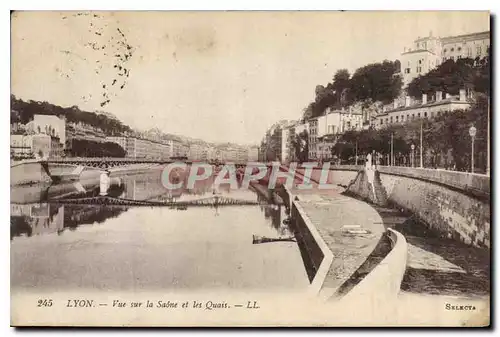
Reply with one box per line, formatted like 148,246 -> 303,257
252,235 -> 296,244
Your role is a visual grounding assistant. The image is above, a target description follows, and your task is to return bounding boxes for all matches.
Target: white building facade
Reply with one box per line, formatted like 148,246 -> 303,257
401,30 -> 490,85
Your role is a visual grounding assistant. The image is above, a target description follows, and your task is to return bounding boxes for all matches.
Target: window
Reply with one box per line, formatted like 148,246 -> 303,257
423,42 -> 427,49
390,116 -> 393,123
405,68 -> 411,74
424,111 -> 428,118
412,114 -> 415,120
417,66 -> 422,73
417,43 -> 420,48
419,59 -> 422,64
396,116 -> 399,122
417,112 -> 421,118
458,46 -> 462,51
380,119 -> 383,125
444,48 -> 447,52
401,115 -> 404,121
451,47 -> 454,52
430,111 -> 434,118
477,46 -> 482,55
385,118 -> 388,124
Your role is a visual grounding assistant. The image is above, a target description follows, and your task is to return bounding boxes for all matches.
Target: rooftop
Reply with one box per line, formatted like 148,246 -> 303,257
440,30 -> 490,43
402,49 -> 436,55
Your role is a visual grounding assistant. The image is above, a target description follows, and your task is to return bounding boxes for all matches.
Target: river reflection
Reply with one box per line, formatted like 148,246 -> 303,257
11,170 -> 309,292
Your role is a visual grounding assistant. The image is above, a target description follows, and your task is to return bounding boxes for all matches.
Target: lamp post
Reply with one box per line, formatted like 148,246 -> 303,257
390,133 -> 394,166
487,97 -> 490,176
411,144 -> 415,168
355,140 -> 358,166
469,125 -> 477,173
420,121 -> 423,168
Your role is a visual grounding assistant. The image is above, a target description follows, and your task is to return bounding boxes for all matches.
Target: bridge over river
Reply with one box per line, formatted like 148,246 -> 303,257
45,157 -> 250,169
51,195 -> 263,207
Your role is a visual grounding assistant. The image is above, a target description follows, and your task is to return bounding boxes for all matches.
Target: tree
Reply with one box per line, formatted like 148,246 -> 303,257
331,69 -> 351,108
70,139 -> 127,157
330,98 -> 489,172
302,103 -> 314,121
291,130 -> 309,163
10,95 -> 133,135
407,57 -> 489,99
348,60 -> 402,104
311,85 -> 335,118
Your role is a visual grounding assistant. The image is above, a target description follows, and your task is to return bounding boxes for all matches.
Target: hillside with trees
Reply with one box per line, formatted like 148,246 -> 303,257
407,54 -> 490,99
11,95 -> 132,136
305,60 -> 402,119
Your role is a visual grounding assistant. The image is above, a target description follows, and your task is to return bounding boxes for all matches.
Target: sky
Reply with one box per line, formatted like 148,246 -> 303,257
11,11 -> 490,145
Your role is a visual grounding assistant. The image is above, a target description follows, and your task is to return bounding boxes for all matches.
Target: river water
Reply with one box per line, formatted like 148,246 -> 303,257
11,168 -> 309,293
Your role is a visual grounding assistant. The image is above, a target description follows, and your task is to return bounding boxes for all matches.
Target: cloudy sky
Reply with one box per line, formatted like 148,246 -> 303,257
11,11 -> 489,144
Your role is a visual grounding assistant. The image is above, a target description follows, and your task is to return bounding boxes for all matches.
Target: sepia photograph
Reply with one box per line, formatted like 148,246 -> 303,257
9,10 -> 491,327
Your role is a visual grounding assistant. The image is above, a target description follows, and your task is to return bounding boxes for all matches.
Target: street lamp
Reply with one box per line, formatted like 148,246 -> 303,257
411,144 -> 415,168
469,125 -> 477,173
420,121 -> 423,168
390,133 -> 394,166
355,140 -> 358,166
487,97 -> 490,176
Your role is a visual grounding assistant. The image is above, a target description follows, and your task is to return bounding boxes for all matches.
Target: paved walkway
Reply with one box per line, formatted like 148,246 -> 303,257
286,167 -> 489,301
289,185 -> 386,298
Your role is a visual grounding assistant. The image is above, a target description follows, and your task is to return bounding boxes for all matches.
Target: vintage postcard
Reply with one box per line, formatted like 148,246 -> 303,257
10,11 -> 491,327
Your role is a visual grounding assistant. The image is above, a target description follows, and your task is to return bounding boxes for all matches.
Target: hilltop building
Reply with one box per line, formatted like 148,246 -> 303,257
401,30 -> 490,85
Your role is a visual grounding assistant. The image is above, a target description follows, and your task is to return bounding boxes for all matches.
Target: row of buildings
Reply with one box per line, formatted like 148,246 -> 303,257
259,106 -> 364,163
261,88 -> 473,164
106,136 -> 258,162
260,30 -> 488,163
10,113 -> 259,162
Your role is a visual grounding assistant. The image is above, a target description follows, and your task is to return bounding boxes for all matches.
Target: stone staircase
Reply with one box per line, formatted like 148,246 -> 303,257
344,168 -> 388,206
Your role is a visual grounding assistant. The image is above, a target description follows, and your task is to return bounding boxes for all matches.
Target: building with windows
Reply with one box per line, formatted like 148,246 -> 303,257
10,134 -> 63,159
26,114 -> 67,148
189,143 -> 208,161
374,89 -> 471,129
10,135 -> 33,157
441,31 -> 490,63
206,146 -> 219,162
308,118 -> 318,160
106,136 -> 172,160
66,122 -> 107,151
401,30 -> 490,85
280,122 -> 298,163
171,140 -> 190,158
247,146 -> 259,162
313,107 -> 363,161
260,120 -> 291,162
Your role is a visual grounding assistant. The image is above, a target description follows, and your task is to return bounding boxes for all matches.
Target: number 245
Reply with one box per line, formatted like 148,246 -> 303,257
37,299 -> 53,307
